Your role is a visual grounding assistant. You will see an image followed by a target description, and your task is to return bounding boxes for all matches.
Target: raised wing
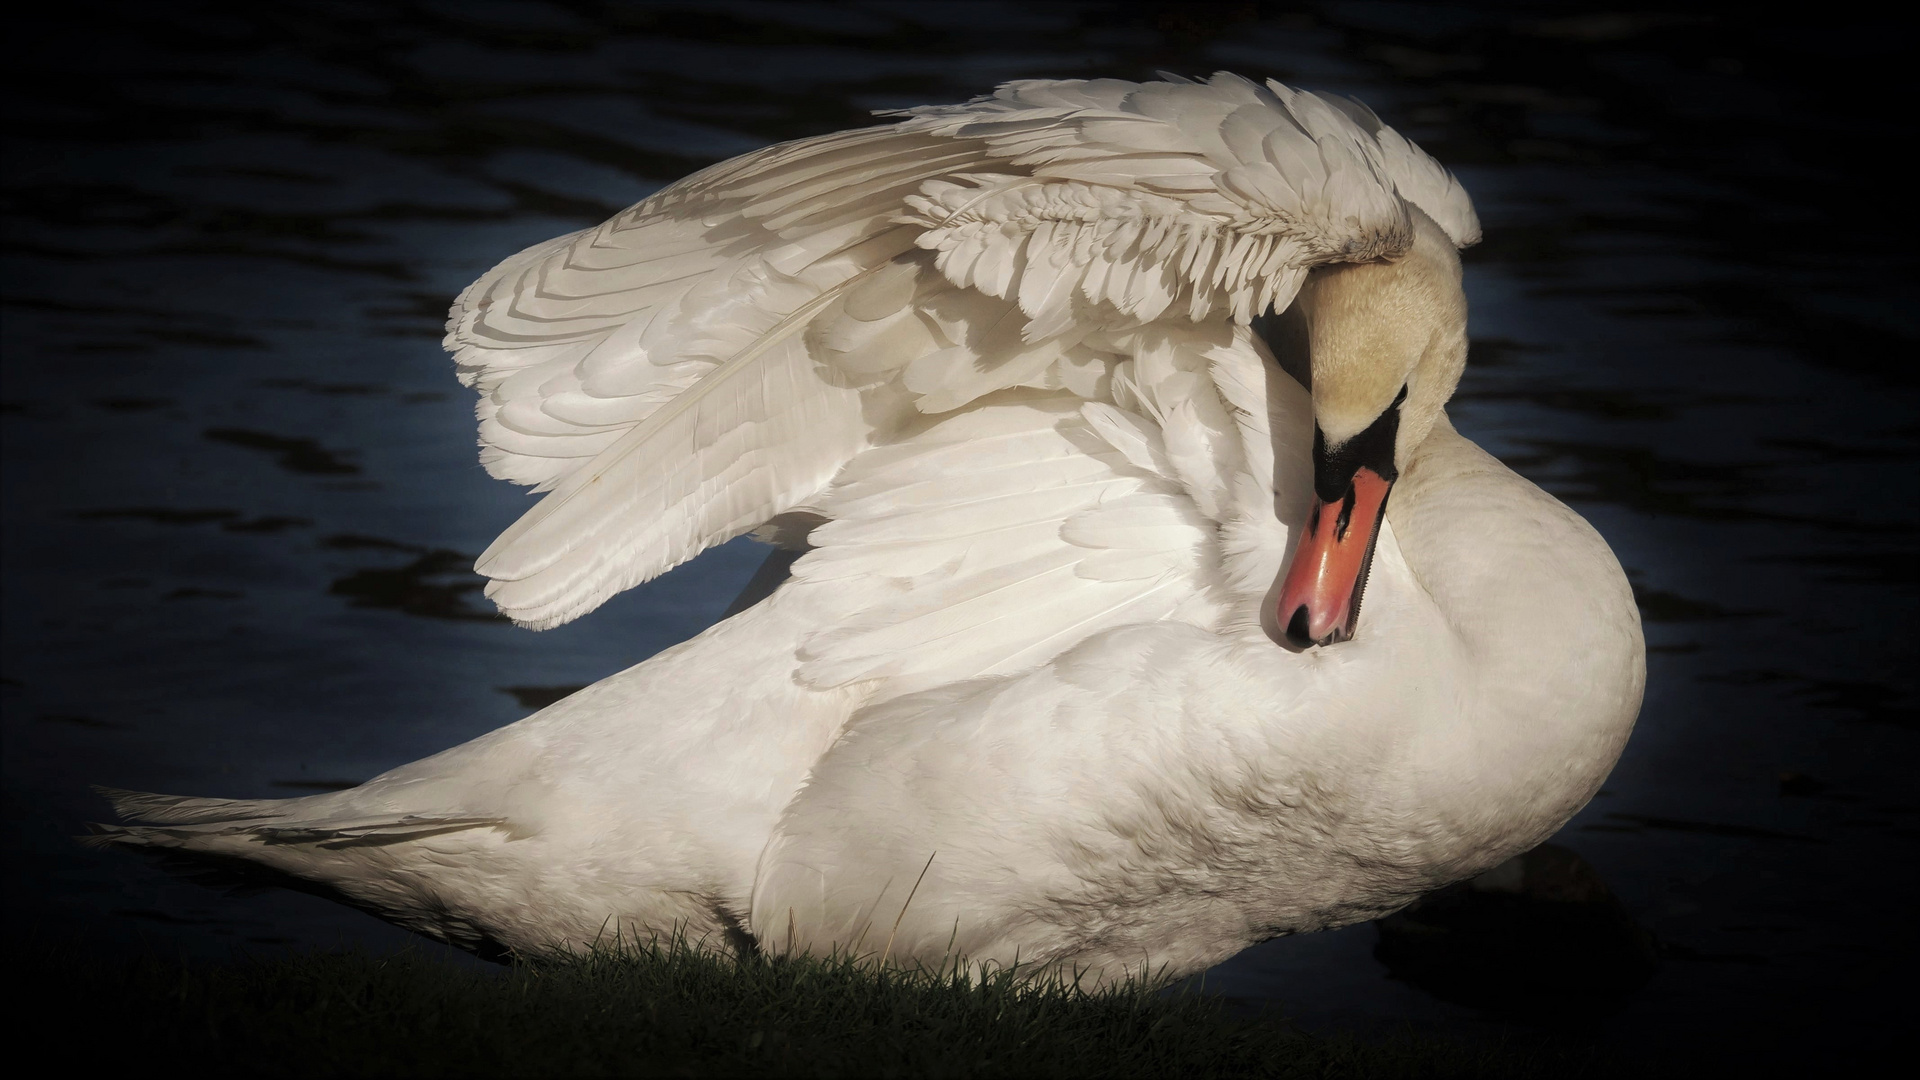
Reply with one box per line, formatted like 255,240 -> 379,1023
891,72 -> 1478,329
445,129 -> 995,627
444,73 -> 1474,629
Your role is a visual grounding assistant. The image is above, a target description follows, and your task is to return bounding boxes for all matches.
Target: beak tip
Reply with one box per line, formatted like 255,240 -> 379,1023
1282,606 -> 1315,651
1274,467 -> 1391,653
1280,603 -> 1358,652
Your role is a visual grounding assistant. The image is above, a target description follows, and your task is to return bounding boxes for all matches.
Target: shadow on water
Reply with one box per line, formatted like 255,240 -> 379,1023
205,427 -> 362,475
1373,846 -> 1659,1022
4,0 -> 1917,1070
74,506 -> 298,528
497,685 -> 587,711
321,534 -> 504,622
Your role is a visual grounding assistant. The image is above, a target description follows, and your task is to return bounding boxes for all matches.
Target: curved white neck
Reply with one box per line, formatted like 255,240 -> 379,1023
1385,415 -> 1645,862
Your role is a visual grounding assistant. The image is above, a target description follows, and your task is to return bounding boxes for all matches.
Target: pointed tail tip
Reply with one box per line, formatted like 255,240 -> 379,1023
76,823 -> 133,849
86,785 -> 279,826
90,784 -> 153,821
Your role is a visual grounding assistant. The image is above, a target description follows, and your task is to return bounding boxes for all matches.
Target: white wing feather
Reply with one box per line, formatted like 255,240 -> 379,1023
444,73 -> 1476,631
475,266 -> 881,628
789,393 -> 1223,698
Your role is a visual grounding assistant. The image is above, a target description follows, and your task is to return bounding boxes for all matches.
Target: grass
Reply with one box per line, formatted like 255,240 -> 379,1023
22,935 -> 1597,1077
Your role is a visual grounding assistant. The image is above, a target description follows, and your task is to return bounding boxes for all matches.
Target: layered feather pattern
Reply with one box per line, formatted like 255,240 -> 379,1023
892,73 -> 1479,331
789,394 -> 1222,697
444,73 -> 1476,629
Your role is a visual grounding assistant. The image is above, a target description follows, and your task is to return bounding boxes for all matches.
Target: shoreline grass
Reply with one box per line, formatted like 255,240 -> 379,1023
23,935 -> 1598,1077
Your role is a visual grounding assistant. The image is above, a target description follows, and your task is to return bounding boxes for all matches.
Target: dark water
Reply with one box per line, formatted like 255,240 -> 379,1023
5,2 -> 1915,1069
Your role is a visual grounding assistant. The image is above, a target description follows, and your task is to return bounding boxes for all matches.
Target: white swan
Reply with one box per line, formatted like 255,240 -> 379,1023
91,73 -> 1643,982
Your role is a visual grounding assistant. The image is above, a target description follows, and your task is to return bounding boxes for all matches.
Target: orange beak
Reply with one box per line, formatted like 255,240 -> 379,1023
1275,466 -> 1393,649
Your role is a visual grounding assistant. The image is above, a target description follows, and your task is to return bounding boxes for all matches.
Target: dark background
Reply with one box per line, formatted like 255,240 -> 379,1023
5,1 -> 1915,1070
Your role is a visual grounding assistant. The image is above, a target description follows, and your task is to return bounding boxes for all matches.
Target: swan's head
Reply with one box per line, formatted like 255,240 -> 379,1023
1275,209 -> 1467,649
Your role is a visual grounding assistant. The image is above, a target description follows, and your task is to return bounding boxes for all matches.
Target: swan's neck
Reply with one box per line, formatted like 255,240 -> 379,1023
1384,415 -> 1645,864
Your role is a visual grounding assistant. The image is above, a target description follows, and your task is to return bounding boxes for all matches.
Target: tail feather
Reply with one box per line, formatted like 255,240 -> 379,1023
84,786 -> 509,850
91,785 -> 287,826
83,787 -> 520,960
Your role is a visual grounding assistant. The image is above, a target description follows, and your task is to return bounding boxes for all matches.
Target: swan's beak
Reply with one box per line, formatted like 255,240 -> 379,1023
1276,466 -> 1393,649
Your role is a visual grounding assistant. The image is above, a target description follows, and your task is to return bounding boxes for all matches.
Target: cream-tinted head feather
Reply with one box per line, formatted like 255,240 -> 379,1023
1296,209 -> 1467,471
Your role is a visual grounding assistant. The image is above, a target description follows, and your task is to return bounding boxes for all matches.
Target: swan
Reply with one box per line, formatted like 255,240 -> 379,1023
90,73 -> 1644,982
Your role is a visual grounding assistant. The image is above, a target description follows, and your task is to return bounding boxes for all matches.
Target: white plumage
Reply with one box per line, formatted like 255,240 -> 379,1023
443,72 -> 1478,630
91,74 -> 1641,984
